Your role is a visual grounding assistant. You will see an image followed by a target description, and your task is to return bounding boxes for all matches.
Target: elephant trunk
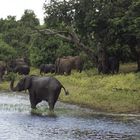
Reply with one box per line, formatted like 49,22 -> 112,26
10,79 -> 18,91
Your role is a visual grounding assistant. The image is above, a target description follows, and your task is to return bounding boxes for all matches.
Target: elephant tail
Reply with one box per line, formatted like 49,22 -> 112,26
61,85 -> 69,95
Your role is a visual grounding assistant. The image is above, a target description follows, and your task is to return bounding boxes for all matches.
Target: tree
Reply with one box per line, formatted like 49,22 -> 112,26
120,0 -> 140,71
43,0 -> 140,71
0,36 -> 17,61
44,0 -> 74,29
20,10 -> 40,27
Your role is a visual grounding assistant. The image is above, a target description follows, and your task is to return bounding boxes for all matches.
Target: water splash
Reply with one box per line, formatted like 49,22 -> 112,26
0,92 -> 139,140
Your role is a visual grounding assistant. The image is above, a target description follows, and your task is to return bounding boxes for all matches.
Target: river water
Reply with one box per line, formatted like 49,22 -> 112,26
0,92 -> 139,140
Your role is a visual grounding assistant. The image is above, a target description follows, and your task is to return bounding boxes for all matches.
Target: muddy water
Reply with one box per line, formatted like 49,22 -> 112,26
0,92 -> 139,140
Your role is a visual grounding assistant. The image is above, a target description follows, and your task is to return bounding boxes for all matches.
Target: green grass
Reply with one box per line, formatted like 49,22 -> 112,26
57,71 -> 140,113
0,63 -> 140,114
56,63 -> 140,113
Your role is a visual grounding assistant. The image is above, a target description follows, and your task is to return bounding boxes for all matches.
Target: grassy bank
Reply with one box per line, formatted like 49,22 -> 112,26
57,71 -> 140,113
0,63 -> 140,114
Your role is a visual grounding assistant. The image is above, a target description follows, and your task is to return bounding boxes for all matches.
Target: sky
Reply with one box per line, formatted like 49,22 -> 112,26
0,0 -> 50,24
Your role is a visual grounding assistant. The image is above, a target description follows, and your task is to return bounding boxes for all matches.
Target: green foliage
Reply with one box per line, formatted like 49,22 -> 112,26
44,0 -> 74,29
4,72 -> 17,81
0,11 -> 39,62
56,42 -> 75,57
29,32 -> 76,66
29,35 -> 58,66
0,0 -> 139,67
0,37 -> 17,61
0,16 -> 17,33
20,10 -> 40,27
44,0 -> 139,63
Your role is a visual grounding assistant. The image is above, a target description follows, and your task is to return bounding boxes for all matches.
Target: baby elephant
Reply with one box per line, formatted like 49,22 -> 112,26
40,64 -> 55,75
10,75 -> 69,111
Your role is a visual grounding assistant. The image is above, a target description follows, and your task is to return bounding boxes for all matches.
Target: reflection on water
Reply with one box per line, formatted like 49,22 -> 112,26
0,92 -> 139,140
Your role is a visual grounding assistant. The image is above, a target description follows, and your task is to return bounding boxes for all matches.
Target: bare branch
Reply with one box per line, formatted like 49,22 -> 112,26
31,26 -> 97,63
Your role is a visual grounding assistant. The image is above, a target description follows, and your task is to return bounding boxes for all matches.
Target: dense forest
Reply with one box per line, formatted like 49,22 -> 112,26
0,0 -> 140,72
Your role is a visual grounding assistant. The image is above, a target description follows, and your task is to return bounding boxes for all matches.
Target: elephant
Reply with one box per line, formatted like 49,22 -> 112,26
14,65 -> 30,75
63,56 -> 84,73
55,58 -> 72,75
10,75 -> 69,111
7,58 -> 30,75
55,56 -> 84,75
9,58 -> 27,69
40,64 -> 55,75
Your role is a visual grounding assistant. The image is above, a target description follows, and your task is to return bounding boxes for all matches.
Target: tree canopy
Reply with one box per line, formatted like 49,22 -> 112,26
0,0 -> 139,70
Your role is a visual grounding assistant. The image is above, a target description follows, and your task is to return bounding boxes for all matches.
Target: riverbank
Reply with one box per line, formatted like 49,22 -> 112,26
0,63 -> 140,114
57,72 -> 140,114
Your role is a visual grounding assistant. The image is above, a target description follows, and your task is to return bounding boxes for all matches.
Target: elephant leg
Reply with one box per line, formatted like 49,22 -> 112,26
48,97 -> 58,111
35,99 -> 42,107
29,93 -> 37,109
48,101 -> 55,111
48,89 -> 61,111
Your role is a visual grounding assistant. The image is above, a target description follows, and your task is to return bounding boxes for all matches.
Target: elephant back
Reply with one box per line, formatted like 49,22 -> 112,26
69,56 -> 84,72
58,58 -> 72,75
8,58 -> 26,68
14,65 -> 30,75
56,56 -> 84,73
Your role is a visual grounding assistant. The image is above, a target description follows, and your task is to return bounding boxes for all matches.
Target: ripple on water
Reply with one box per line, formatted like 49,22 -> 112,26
0,92 -> 139,140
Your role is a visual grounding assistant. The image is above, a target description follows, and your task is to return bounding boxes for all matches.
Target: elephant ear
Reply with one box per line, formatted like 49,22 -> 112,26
24,76 -> 32,89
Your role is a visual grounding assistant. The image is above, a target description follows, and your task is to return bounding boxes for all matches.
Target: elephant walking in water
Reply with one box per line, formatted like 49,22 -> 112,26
10,75 -> 69,111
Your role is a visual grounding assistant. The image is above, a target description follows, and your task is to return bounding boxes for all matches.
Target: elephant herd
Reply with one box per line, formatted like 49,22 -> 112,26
40,56 -> 84,75
0,55 -> 120,111
0,54 -> 120,82
0,58 -> 30,81
0,56 -> 84,82
0,56 -> 84,111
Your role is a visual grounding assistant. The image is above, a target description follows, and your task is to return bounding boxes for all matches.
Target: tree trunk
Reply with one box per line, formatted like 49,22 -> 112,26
10,79 -> 18,91
97,47 -> 109,74
130,44 -> 140,72
136,50 -> 140,71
